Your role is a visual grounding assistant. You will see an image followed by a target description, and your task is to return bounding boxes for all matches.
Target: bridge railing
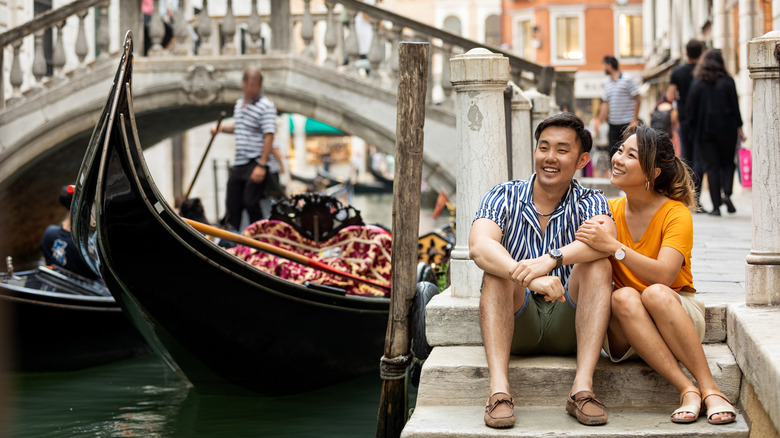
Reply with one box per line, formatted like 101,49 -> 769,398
1,0 -> 569,111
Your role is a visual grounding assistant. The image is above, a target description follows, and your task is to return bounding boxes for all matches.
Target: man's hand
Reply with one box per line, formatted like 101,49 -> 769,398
510,255 -> 557,288
527,276 -> 566,302
250,165 -> 267,184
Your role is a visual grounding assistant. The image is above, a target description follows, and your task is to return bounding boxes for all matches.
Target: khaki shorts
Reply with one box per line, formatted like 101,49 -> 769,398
603,291 -> 705,362
511,289 -> 577,355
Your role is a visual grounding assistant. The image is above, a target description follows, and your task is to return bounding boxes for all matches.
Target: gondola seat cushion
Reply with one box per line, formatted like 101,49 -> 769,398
227,220 -> 392,296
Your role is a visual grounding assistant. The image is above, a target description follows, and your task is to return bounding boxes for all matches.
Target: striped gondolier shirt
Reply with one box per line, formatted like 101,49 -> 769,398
233,94 -> 280,173
602,73 -> 640,125
473,175 -> 612,285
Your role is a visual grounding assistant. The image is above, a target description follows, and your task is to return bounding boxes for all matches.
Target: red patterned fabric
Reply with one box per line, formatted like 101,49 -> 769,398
228,220 -> 392,296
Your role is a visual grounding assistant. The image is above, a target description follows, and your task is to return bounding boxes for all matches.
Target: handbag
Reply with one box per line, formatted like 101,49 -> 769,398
738,147 -> 752,188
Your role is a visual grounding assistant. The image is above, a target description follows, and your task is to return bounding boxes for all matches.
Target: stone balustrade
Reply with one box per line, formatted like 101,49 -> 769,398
1,0 -> 567,112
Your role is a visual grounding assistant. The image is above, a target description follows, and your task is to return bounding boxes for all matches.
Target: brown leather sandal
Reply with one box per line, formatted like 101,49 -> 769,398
670,386 -> 701,423
702,390 -> 737,425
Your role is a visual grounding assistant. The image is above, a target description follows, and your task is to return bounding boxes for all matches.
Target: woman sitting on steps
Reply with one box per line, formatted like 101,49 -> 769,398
575,125 -> 736,425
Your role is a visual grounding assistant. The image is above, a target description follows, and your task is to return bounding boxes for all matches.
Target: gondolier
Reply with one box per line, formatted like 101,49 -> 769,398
211,66 -> 282,231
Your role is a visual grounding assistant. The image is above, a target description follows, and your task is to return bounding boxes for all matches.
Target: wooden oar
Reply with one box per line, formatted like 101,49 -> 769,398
183,111 -> 226,201
182,218 -> 391,292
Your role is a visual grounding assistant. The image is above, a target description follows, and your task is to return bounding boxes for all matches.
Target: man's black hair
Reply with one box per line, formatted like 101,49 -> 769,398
534,112 -> 593,154
58,185 -> 73,210
602,55 -> 618,70
685,39 -> 704,60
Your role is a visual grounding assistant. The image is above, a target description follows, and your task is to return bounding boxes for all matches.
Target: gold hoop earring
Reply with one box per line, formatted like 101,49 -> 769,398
645,180 -> 650,191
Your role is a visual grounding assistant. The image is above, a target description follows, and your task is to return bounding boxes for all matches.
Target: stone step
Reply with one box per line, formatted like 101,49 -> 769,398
401,405 -> 749,438
415,344 -> 741,409
425,290 -> 736,348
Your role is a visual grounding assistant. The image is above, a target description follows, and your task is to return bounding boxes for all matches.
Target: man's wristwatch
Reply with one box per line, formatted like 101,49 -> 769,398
614,245 -> 627,261
548,248 -> 564,269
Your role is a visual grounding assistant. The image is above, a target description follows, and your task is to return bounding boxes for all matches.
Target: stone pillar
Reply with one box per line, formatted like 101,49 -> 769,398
525,87 -> 553,142
508,82 -> 534,180
119,0 -> 143,53
292,113 -> 310,176
270,0 -> 291,54
448,48 -> 509,298
745,31 -> 780,306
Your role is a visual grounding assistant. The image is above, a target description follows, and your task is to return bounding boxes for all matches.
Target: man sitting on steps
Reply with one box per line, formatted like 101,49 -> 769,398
469,112 -> 615,428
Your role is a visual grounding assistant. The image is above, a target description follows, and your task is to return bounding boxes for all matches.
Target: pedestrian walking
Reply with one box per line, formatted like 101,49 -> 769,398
687,49 -> 746,216
593,56 -> 641,160
667,39 -> 705,210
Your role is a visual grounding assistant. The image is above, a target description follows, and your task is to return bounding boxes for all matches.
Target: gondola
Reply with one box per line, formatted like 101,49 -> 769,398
0,262 -> 149,371
69,32 -> 394,395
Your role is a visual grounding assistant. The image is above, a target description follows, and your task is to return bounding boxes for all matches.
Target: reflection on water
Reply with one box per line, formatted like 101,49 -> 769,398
8,355 -> 389,437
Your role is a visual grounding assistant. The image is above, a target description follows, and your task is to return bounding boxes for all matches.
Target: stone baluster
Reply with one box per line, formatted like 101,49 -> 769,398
300,0 -> 315,60
367,17 -> 383,74
148,0 -> 166,56
172,0 -> 190,55
75,10 -> 89,72
323,1 -> 338,67
343,9 -> 360,74
448,48 -> 510,298
51,21 -> 67,85
247,0 -> 262,54
197,0 -> 213,56
8,41 -> 24,104
222,0 -> 237,55
440,43 -> 453,104
745,31 -> 780,306
31,31 -> 47,92
270,0 -> 292,54
388,26 -> 403,82
508,82 -> 534,180
96,2 -> 110,59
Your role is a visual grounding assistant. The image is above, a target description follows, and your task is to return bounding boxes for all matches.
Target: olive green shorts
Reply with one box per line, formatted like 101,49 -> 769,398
510,288 -> 577,355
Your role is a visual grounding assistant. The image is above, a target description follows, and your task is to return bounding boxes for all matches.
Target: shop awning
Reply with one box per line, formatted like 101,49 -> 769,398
288,115 -> 344,135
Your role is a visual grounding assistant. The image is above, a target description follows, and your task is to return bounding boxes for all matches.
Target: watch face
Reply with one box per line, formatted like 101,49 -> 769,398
550,248 -> 563,258
615,248 -> 626,261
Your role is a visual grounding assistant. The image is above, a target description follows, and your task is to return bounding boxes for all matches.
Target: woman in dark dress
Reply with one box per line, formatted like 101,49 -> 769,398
686,49 -> 746,216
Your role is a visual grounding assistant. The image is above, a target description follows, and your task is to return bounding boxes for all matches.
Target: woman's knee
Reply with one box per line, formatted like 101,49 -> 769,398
611,287 -> 642,319
641,284 -> 678,312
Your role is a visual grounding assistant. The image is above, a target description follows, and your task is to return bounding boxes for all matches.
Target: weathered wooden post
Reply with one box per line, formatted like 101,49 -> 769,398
745,31 -> 780,306
376,41 -> 429,438
448,48 -> 509,298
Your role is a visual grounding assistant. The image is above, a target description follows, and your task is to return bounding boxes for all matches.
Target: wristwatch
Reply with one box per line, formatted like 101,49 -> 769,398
614,246 -> 627,261
548,248 -> 564,269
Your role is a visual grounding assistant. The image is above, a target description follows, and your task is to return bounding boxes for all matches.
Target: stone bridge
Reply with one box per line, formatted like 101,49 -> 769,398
0,0 -> 567,264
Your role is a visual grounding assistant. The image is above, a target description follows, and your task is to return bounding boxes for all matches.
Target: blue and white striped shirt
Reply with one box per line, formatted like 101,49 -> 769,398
602,73 -> 640,125
473,175 -> 611,283
233,94 -> 279,172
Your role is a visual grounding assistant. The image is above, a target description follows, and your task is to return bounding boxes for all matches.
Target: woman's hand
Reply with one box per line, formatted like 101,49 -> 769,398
576,219 -> 616,254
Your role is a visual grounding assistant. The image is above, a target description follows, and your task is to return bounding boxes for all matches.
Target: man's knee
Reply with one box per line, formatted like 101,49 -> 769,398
480,273 -> 523,314
578,258 -> 612,283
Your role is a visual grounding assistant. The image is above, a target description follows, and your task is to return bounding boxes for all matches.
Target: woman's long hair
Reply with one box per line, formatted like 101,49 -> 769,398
693,48 -> 729,84
627,125 -> 696,210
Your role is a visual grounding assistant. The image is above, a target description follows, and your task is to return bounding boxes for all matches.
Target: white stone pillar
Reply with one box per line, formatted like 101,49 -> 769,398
712,0 -> 728,50
509,82 -> 534,181
524,87 -> 553,143
448,48 -> 509,298
292,113 -> 310,177
746,31 -> 780,306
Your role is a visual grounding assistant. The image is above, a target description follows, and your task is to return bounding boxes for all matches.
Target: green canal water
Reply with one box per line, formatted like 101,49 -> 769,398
5,354 -> 409,437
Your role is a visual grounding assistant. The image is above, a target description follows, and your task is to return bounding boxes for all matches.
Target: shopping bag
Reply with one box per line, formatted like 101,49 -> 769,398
739,148 -> 752,188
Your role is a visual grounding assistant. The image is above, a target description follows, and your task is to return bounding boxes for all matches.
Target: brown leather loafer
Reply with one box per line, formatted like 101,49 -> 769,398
484,392 -> 515,428
566,391 -> 608,425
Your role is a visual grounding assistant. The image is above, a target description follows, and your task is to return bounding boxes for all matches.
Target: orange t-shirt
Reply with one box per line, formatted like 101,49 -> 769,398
609,197 -> 695,293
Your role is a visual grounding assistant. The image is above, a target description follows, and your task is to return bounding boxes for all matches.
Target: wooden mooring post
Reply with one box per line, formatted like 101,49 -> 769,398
375,41 -> 429,438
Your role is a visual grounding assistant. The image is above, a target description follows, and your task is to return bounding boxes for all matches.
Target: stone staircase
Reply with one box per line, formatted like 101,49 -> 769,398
401,290 -> 750,437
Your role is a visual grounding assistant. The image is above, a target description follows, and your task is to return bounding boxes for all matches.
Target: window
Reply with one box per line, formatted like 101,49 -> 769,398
617,13 -> 642,58
515,19 -> 533,59
443,16 -> 462,36
485,14 -> 501,46
556,16 -> 581,60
